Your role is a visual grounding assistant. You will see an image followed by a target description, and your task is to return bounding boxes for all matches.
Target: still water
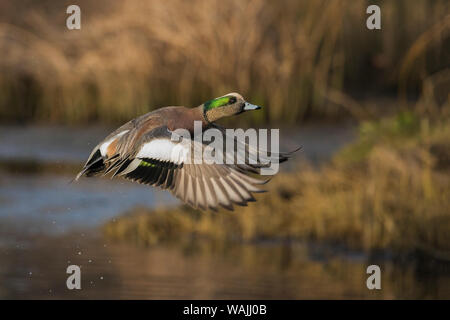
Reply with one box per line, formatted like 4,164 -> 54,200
0,125 -> 449,299
2,233 -> 450,299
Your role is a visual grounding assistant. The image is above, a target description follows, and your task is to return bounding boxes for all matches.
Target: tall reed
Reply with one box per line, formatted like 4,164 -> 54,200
0,0 -> 448,124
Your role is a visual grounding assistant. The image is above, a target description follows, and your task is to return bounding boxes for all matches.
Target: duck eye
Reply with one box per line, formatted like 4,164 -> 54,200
228,97 -> 236,104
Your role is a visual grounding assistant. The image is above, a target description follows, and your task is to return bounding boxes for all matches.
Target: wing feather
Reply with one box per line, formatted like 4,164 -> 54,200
107,125 -> 273,211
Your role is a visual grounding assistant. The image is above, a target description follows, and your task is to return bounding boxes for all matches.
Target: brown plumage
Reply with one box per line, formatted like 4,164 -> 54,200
75,93 -> 298,211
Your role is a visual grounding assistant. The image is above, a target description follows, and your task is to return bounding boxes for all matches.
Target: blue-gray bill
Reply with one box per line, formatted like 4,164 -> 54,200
243,102 -> 261,111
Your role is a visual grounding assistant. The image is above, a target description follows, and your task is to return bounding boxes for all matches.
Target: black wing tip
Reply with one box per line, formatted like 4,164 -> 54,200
220,203 -> 234,211
280,145 -> 302,158
290,145 -> 302,153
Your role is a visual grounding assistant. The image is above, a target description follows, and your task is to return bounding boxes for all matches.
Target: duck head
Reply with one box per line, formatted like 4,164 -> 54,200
201,92 -> 261,123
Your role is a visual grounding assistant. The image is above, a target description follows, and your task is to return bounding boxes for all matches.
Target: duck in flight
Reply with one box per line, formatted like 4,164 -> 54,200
75,93 -> 298,211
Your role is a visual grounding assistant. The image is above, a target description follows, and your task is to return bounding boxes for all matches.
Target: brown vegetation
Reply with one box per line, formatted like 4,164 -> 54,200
0,0 -> 448,124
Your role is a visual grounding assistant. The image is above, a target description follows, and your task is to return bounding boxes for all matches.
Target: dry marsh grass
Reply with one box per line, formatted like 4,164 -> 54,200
0,0 -> 449,124
104,113 -> 450,257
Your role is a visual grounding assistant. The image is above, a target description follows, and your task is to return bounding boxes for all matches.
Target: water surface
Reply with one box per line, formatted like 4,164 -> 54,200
1,124 -> 449,299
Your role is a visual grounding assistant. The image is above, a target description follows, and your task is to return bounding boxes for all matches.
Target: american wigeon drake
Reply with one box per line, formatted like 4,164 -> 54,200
75,93 -> 297,211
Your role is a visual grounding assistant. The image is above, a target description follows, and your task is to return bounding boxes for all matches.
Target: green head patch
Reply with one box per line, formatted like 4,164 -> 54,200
204,96 -> 237,111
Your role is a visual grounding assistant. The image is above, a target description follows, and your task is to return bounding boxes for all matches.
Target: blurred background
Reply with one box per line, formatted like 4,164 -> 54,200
0,0 -> 449,299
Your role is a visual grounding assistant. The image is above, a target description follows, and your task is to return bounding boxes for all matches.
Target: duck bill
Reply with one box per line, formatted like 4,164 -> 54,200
243,102 -> 261,111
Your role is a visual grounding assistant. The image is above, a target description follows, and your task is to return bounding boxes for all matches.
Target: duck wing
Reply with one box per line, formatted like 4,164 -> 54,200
114,125 -> 268,211
208,123 -> 301,174
75,113 -> 163,180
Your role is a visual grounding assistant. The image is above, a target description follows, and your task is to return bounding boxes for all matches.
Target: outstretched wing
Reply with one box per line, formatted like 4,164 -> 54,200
111,126 -> 267,211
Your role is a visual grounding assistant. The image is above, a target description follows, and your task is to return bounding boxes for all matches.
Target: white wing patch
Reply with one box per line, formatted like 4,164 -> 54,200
136,138 -> 191,165
99,130 -> 129,157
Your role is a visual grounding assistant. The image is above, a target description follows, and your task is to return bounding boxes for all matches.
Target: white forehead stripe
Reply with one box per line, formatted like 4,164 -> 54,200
136,139 -> 190,165
99,130 -> 129,156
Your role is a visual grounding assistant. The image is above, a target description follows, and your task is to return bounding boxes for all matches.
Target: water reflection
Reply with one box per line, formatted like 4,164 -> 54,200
1,124 -> 449,299
1,234 -> 449,299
